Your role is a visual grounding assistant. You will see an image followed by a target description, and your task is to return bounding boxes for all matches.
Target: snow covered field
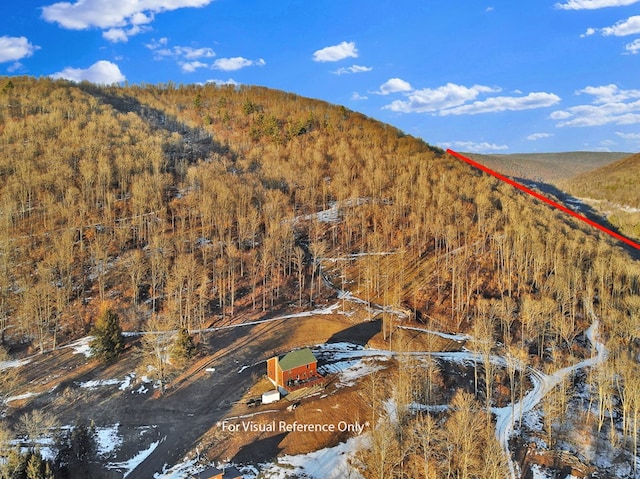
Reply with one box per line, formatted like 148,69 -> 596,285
258,435 -> 367,479
152,436 -> 367,479
315,342 -> 390,388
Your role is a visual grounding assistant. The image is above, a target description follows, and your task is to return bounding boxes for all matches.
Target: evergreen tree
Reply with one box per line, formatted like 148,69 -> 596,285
3,446 -> 27,478
170,327 -> 196,366
70,420 -> 96,466
2,448 -> 54,479
25,452 -> 44,479
55,420 -> 97,478
89,307 -> 124,362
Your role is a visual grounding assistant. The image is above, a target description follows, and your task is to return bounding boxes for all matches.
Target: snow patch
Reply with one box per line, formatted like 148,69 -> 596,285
322,358 -> 386,388
119,374 -> 136,391
398,325 -> 472,342
0,357 -> 32,371
259,435 -> 366,479
76,373 -> 139,391
96,424 -> 122,457
66,336 -> 94,357
299,203 -> 340,224
6,391 -> 38,403
315,342 -> 390,388
78,378 -> 123,389
153,457 -> 199,478
108,438 -> 163,477
134,384 -> 149,394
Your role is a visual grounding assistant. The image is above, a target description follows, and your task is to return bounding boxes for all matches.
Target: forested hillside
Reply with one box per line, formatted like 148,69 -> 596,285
0,77 -> 639,478
465,151 -> 629,184
560,153 -> 640,240
561,153 -> 640,208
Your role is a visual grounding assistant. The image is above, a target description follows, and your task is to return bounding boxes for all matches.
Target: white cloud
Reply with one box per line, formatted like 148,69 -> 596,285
440,92 -> 561,115
212,57 -> 265,71
147,40 -> 222,72
384,83 -> 498,113
376,78 -> 413,95
351,92 -> 368,101
579,84 -> 640,103
601,15 -> 640,36
551,84 -> 640,126
441,141 -> 509,152
625,38 -> 640,53
556,0 -> 640,9
180,60 -> 208,73
549,110 -> 573,120
554,106 -> 640,127
147,39 -> 262,73
527,133 -> 554,140
312,41 -> 358,62
146,37 -> 168,49
333,64 -> 372,75
384,82 -> 559,116
616,131 -> 640,139
0,36 -> 40,63
149,44 -> 216,60
51,60 -> 126,85
103,24 -> 150,42
42,0 -> 213,41
7,62 -> 24,73
206,78 -> 239,86
131,11 -> 153,24
103,28 -> 129,42
582,15 -> 640,40
179,47 -> 215,60
51,60 -> 126,84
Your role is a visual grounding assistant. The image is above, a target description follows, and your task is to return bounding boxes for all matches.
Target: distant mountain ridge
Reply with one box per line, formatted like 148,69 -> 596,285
559,152 -> 640,239
464,151 -> 631,184
559,152 -> 640,209
463,150 -> 639,244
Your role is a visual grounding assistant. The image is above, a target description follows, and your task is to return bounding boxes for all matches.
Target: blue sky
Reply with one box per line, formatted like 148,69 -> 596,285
2,0 -> 640,153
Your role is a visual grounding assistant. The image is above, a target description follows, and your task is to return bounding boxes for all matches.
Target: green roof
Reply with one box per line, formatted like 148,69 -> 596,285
278,347 -> 317,371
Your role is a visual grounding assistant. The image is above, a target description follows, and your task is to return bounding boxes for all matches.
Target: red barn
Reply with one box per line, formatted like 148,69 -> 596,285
266,347 -> 323,392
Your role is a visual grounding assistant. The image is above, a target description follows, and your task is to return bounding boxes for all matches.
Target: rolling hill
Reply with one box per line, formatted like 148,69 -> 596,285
464,151 -> 630,184
558,153 -> 640,240
560,152 -> 640,209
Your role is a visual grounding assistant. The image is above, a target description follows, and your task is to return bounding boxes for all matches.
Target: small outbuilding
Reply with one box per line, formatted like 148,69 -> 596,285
192,465 -> 243,479
261,389 -> 280,404
266,347 -> 323,392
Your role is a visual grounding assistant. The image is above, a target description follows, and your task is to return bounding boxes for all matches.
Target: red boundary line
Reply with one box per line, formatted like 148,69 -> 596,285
447,149 -> 640,251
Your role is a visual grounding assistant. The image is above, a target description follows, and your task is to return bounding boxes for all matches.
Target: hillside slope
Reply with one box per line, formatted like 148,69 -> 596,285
0,77 -> 638,479
560,152 -> 640,208
559,152 -> 640,239
465,151 -> 629,184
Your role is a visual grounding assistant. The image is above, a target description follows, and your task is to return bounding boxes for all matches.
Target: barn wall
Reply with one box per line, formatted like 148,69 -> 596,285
282,361 -> 317,384
267,357 -> 282,386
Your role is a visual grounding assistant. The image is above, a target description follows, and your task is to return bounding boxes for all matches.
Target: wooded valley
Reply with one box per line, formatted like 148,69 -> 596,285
0,76 -> 639,478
